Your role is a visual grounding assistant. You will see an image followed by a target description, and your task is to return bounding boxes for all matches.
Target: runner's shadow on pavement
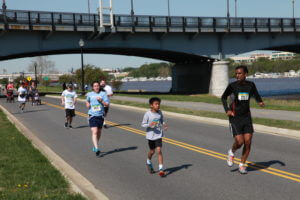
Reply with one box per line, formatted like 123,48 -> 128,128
105,123 -> 132,129
13,109 -> 50,114
164,164 -> 192,177
231,160 -> 285,172
99,146 -> 138,158
76,125 -> 89,129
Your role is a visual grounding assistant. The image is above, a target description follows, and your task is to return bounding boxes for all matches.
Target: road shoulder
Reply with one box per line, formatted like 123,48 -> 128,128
0,103 -> 109,200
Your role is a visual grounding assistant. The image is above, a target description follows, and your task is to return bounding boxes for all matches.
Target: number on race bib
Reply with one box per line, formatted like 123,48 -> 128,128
92,104 -> 102,112
238,92 -> 249,101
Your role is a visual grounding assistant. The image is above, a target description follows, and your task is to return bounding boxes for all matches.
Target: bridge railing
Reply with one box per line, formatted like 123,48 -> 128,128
1,9 -> 300,31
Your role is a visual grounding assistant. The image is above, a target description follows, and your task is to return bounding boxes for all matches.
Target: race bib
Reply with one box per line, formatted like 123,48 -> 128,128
91,104 -> 102,112
67,102 -> 74,106
238,92 -> 249,101
152,118 -> 161,127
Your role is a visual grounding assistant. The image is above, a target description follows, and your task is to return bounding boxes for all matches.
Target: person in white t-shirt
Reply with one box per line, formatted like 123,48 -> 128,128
100,80 -> 113,128
17,83 -> 27,112
61,84 -> 78,129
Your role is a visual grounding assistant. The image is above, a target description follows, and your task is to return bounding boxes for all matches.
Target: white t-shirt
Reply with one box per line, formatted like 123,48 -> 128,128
104,85 -> 113,97
61,90 -> 78,109
18,87 -> 27,102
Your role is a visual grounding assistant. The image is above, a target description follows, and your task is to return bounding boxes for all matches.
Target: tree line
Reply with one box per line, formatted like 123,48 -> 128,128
122,62 -> 172,78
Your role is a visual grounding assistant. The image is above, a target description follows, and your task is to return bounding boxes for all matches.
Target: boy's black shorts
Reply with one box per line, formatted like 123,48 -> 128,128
65,109 -> 75,117
148,138 -> 162,150
230,115 -> 254,137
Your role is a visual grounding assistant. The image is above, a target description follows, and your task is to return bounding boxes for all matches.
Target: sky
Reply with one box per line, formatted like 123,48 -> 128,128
0,0 -> 299,73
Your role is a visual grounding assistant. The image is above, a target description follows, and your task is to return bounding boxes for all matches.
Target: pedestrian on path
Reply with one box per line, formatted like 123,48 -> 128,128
61,84 -> 78,129
17,82 -> 27,112
142,97 -> 168,177
86,81 -> 109,156
100,80 -> 113,129
221,65 -> 265,174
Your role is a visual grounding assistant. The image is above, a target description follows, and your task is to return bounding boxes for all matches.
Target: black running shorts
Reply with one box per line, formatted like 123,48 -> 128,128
65,109 -> 75,117
104,106 -> 109,117
230,115 -> 254,136
148,138 -> 162,150
89,115 -> 104,128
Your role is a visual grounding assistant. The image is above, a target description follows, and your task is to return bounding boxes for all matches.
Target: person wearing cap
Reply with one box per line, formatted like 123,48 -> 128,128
61,84 -> 78,129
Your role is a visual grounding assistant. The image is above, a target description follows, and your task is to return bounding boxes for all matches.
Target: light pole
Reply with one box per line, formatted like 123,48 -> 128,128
2,0 -> 7,24
88,0 -> 91,24
130,0 -> 134,17
292,0 -> 295,18
235,0 -> 237,18
167,0 -> 170,17
79,39 -> 85,95
227,0 -> 230,19
2,0 -> 6,10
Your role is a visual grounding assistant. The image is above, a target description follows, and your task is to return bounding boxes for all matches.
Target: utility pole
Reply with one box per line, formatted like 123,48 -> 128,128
292,0 -> 295,18
88,0 -> 91,24
130,0 -> 134,17
235,0 -> 237,18
167,0 -> 170,17
34,62 -> 38,86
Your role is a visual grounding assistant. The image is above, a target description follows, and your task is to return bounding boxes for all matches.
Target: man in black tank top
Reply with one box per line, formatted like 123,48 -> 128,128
221,65 -> 265,174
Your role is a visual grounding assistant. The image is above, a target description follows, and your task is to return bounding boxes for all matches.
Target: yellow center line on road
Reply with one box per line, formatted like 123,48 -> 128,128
43,101 -> 300,183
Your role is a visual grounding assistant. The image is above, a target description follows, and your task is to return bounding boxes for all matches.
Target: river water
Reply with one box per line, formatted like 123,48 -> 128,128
120,77 -> 300,97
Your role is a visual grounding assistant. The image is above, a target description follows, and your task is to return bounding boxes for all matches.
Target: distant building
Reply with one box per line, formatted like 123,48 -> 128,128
230,51 -> 296,63
270,52 -> 296,60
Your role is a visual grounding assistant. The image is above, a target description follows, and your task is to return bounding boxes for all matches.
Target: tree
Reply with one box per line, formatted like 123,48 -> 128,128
28,56 -> 57,75
128,62 -> 172,78
59,74 -> 76,84
75,64 -> 109,87
0,78 -> 8,85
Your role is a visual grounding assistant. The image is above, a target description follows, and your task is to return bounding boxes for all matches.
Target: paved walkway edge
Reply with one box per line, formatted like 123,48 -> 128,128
46,95 -> 300,139
0,104 -> 109,200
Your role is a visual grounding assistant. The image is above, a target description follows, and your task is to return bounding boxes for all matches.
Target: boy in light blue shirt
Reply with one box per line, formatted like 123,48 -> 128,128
86,81 -> 109,156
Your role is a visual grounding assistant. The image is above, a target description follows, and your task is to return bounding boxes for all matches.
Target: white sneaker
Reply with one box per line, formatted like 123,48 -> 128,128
239,163 -> 248,174
227,150 -> 234,167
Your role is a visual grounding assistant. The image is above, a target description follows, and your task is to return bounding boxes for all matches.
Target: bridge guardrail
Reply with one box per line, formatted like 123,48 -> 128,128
1,9 -> 300,32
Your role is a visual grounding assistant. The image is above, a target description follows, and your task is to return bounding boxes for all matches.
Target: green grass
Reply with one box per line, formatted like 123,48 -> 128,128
111,99 -> 300,131
115,93 -> 300,112
0,110 -> 86,200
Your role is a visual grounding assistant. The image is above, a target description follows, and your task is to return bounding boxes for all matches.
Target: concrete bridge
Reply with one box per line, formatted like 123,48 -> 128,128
1,9 -> 300,95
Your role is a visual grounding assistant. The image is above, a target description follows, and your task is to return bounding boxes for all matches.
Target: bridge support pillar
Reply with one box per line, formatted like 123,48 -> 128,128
171,62 -> 212,94
209,61 -> 229,97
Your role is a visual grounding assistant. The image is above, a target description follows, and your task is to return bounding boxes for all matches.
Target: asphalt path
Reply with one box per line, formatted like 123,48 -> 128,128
112,96 -> 300,122
0,97 -> 299,200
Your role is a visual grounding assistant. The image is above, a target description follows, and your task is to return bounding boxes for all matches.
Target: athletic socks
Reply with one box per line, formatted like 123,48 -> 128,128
146,159 -> 152,165
159,164 -> 164,171
228,149 -> 234,156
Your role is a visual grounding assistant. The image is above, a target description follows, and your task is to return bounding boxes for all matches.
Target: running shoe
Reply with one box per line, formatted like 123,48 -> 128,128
239,164 -> 248,174
159,170 -> 166,177
69,125 -> 73,129
92,147 -> 101,156
227,155 -> 234,167
64,122 -> 68,128
146,163 -> 155,174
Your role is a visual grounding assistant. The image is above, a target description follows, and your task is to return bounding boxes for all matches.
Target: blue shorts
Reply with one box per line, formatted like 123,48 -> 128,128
89,115 -> 104,128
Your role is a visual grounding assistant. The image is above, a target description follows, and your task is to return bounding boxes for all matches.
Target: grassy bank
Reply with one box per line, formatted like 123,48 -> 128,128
115,94 -> 300,112
111,99 -> 300,131
0,110 -> 86,200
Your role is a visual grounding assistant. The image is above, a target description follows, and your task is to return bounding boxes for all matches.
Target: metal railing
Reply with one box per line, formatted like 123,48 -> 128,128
1,9 -> 300,31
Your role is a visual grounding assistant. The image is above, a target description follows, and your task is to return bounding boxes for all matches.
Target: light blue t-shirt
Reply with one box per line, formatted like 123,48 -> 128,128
86,91 -> 109,116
